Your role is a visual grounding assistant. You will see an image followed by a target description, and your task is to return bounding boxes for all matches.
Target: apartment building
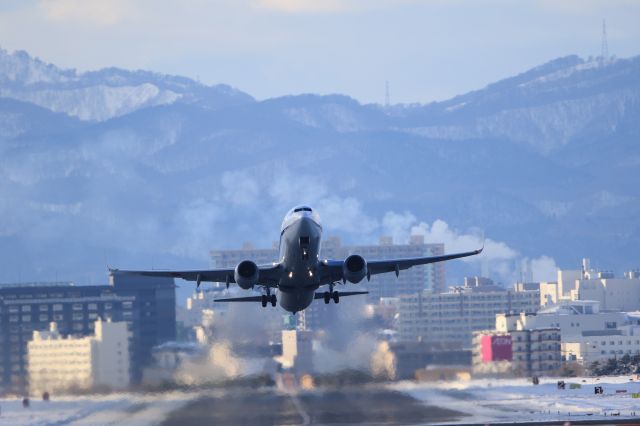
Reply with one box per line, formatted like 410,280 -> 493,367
399,278 -> 540,349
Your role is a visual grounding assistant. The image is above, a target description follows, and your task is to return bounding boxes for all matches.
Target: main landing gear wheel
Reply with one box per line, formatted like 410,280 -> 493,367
323,291 -> 340,304
261,295 -> 268,308
270,294 -> 277,307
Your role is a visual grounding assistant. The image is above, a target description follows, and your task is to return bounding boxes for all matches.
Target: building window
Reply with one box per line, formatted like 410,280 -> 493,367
104,303 -> 113,310
88,303 -> 98,311
39,314 -> 48,322
21,305 -> 31,312
39,305 -> 48,312
72,303 -> 83,311
73,323 -> 83,331
123,301 -> 133,309
72,313 -> 84,321
53,304 -> 63,311
53,314 -> 63,321
21,315 -> 31,322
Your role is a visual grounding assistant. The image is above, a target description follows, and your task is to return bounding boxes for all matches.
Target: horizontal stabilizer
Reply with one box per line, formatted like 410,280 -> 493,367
314,291 -> 368,299
214,296 -> 264,303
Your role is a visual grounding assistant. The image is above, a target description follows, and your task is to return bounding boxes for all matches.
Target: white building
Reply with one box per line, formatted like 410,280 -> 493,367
28,319 -> 130,395
538,259 -> 640,311
277,330 -> 313,372
497,301 -> 640,365
181,288 -> 230,329
496,301 -> 627,339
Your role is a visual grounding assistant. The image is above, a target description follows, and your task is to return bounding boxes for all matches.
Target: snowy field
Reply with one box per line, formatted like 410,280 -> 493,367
392,375 -> 640,424
0,390 -> 200,426
4,376 -> 640,425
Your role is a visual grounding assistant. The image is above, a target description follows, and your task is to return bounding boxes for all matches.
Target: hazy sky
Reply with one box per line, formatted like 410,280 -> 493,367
1,0 -> 639,104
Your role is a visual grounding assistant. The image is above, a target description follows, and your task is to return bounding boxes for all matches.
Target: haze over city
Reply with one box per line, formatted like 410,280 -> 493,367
1,1 -> 640,425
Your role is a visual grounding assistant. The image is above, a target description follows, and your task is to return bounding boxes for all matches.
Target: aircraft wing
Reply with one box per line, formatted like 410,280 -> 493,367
319,247 -> 482,284
367,247 -> 483,277
110,264 -> 282,287
214,295 -> 265,302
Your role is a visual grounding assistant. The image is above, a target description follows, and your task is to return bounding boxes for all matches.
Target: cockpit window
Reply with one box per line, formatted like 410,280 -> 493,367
281,205 -> 322,232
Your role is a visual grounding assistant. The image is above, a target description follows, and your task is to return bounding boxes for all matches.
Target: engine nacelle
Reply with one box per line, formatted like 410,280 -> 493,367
343,254 -> 367,284
234,260 -> 259,289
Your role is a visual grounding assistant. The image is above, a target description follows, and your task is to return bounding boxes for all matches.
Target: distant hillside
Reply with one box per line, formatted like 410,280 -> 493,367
0,48 -> 638,288
0,48 -> 254,121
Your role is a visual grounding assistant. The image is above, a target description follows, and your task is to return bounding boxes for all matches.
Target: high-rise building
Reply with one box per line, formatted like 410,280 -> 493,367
0,272 -> 175,393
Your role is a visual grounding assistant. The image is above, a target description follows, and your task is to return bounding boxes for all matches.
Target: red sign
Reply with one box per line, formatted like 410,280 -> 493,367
481,334 -> 512,362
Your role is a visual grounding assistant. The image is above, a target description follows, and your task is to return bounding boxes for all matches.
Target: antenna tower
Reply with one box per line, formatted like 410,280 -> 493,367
600,19 -> 609,64
384,80 -> 390,108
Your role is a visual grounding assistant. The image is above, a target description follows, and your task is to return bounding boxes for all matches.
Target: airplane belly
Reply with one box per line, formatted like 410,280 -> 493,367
279,288 -> 314,313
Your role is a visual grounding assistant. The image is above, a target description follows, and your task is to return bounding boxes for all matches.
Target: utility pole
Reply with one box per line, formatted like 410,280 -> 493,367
384,80 -> 390,108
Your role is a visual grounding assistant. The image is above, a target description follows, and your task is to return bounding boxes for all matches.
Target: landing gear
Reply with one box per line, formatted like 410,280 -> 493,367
324,282 -> 340,304
323,290 -> 339,304
261,290 -> 277,308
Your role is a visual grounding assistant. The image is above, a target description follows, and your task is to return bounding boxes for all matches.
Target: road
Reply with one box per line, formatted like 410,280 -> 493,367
160,386 -> 465,425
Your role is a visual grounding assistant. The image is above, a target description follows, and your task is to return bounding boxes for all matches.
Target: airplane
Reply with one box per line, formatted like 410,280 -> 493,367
112,206 -> 482,314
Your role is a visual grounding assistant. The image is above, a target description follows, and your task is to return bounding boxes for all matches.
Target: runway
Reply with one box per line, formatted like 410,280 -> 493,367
160,386 -> 465,425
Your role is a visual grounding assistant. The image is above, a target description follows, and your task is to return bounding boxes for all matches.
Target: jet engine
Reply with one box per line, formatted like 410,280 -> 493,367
234,260 -> 259,289
343,254 -> 367,284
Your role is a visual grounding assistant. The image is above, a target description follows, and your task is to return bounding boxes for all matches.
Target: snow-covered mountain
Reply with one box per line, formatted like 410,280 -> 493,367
0,48 -> 253,121
0,48 -> 638,288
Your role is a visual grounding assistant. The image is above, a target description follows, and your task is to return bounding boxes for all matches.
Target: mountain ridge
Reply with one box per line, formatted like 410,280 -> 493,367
0,48 -> 638,288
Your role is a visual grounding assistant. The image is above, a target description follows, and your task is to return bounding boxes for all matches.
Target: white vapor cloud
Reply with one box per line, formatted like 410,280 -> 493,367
381,210 -> 557,285
528,255 -> 558,282
221,170 -> 260,206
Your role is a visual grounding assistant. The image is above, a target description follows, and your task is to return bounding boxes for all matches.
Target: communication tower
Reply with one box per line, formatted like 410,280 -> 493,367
600,19 -> 609,65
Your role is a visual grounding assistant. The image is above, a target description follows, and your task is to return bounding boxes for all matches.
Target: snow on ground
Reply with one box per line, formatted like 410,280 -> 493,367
392,375 -> 640,424
0,390 -> 198,426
